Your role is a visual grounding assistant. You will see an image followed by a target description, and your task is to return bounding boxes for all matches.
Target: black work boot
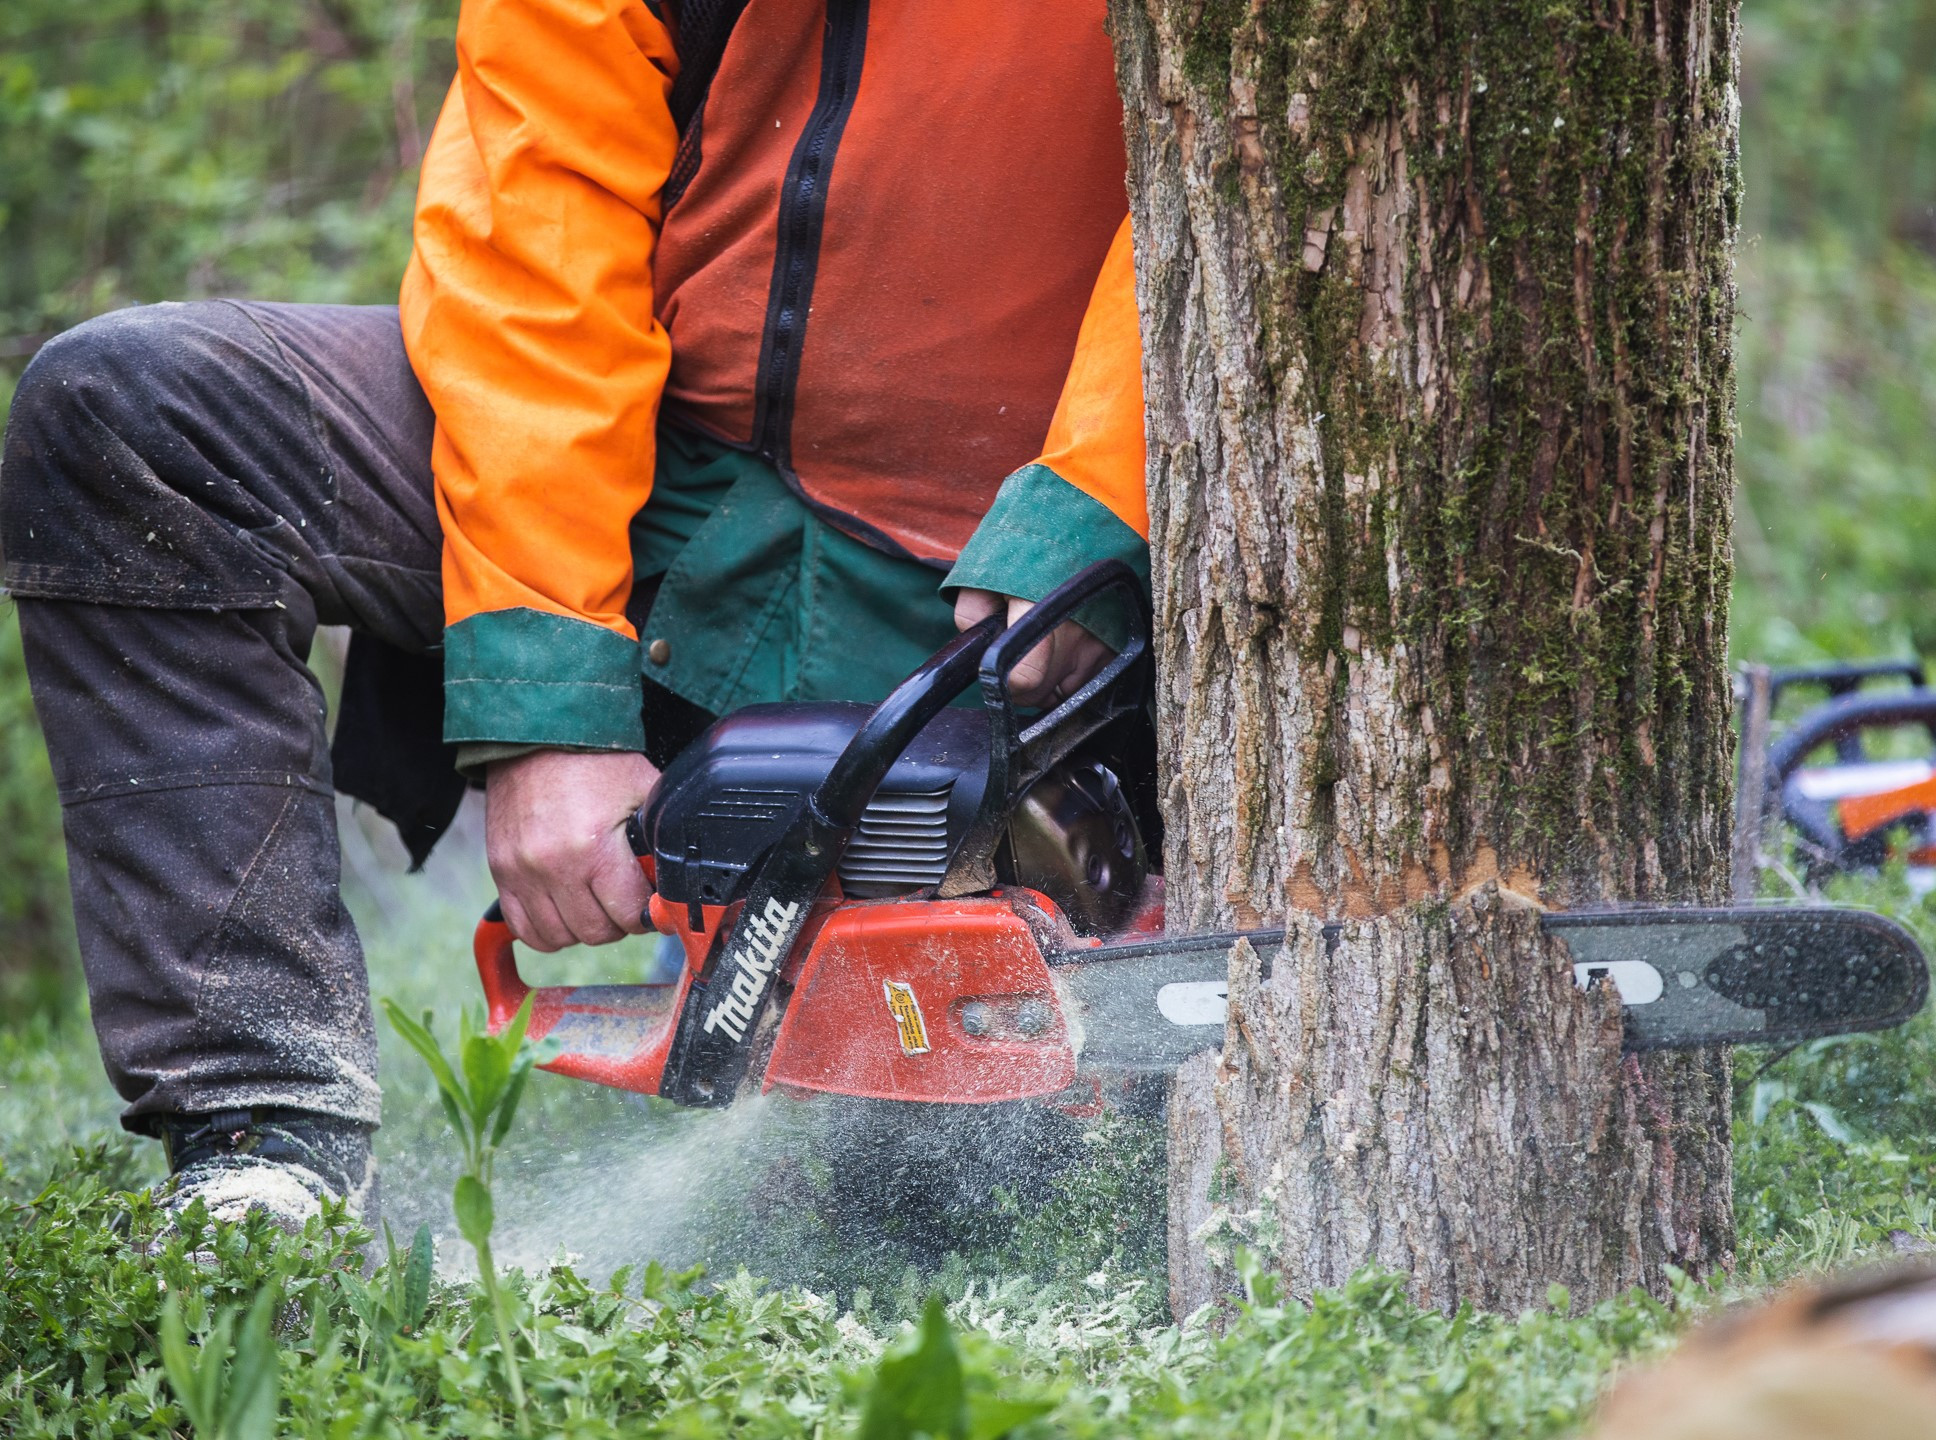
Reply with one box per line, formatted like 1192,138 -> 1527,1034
153,1108 -> 378,1233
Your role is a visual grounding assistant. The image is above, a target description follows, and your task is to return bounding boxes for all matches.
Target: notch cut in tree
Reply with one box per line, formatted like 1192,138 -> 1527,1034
1110,0 -> 1739,1315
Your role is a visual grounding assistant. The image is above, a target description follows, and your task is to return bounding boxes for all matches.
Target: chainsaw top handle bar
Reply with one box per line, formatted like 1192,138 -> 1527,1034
978,560 -> 1152,802
1766,687 -> 1936,786
623,558 -> 1152,855
813,612 -> 1005,830
810,557 -> 1152,861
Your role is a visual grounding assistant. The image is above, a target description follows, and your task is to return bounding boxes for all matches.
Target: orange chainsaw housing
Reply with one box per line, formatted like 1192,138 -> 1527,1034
1837,772 -> 1936,863
764,895 -> 1078,1103
474,861 -> 1089,1104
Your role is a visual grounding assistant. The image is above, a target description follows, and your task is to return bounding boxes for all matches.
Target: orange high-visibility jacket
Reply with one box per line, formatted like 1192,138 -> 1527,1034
399,0 -> 1147,741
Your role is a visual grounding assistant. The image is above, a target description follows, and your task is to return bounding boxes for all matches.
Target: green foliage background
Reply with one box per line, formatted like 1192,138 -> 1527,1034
1733,0 -> 1936,660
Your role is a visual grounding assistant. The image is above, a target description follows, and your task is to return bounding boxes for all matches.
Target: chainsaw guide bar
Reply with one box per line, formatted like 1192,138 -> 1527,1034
473,562 -> 1933,1111
1058,905 -> 1929,1070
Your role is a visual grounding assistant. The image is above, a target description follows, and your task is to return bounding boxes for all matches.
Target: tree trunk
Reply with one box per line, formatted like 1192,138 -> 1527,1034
1110,0 -> 1740,1316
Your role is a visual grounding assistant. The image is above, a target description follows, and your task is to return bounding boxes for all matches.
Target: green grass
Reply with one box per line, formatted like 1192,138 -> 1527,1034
6,843 -> 1936,1437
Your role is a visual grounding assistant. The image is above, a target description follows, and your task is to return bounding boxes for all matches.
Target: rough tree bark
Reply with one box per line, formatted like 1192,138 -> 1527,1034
1109,0 -> 1740,1316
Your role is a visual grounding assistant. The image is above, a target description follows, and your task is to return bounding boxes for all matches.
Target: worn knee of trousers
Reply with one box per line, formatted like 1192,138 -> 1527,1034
3,306 -> 400,1133
0,303 -> 289,609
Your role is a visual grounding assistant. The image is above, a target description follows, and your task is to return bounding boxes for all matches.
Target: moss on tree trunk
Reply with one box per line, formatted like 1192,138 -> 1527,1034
1110,0 -> 1739,1315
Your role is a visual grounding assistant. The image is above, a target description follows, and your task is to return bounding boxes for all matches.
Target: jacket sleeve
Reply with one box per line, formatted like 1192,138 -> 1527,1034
399,0 -> 680,752
943,216 -> 1150,645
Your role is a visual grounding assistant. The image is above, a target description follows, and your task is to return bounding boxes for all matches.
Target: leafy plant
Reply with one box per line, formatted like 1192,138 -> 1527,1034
857,1295 -> 1055,1440
381,993 -> 543,1419
337,1221 -> 434,1351
157,1285 -> 282,1440
0,610 -> 76,1011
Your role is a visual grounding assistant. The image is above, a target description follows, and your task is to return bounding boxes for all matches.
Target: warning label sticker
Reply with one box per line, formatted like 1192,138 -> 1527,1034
883,980 -> 931,1056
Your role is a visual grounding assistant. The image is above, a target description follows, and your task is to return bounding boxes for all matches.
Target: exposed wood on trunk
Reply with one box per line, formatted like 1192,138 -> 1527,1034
1111,0 -> 1740,1315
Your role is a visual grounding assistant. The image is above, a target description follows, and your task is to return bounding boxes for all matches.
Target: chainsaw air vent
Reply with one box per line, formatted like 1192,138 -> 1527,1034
839,784 -> 955,896
695,787 -> 794,824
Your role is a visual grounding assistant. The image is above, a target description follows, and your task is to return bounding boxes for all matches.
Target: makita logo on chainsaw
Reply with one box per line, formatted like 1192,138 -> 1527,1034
701,897 -> 802,1043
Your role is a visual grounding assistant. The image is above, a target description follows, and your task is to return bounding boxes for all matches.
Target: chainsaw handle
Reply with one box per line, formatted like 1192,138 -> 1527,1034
813,612 -> 1005,829
978,559 -> 1151,792
474,901 -> 530,1031
1767,688 -> 1936,784
1766,687 -> 1936,861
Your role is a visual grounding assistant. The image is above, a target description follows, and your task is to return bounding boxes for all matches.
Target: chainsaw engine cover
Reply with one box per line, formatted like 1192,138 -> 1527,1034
647,702 -> 998,905
646,701 -> 1153,926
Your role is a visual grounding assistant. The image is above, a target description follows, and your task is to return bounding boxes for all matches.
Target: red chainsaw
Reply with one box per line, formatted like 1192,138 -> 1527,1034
475,563 -> 1930,1109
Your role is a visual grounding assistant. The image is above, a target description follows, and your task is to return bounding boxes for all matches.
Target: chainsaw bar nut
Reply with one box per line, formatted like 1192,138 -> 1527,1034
1014,999 -> 1053,1036
958,999 -> 1054,1039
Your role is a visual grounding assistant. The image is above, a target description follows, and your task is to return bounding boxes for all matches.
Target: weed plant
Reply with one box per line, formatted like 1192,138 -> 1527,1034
0,1133 -> 1694,1440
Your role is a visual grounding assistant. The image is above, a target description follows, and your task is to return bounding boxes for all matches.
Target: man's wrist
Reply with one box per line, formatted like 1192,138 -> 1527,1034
943,463 -> 1150,650
459,741 -> 596,781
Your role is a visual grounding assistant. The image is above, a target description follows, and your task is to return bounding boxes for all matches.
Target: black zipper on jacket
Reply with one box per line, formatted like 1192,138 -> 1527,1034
748,0 -> 869,469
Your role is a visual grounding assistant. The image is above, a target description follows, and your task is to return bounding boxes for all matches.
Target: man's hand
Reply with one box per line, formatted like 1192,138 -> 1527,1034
485,749 -> 661,952
953,588 -> 1112,708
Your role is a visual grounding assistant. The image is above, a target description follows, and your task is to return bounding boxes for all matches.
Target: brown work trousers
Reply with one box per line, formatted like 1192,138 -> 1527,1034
1,301 -> 446,1131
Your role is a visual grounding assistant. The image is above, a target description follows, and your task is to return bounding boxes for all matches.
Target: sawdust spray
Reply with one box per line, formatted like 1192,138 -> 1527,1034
350,793 -> 1115,1294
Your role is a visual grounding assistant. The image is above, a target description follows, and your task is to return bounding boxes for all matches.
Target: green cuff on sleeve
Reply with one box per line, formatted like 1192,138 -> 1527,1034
943,463 -> 1151,649
443,609 -> 644,751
